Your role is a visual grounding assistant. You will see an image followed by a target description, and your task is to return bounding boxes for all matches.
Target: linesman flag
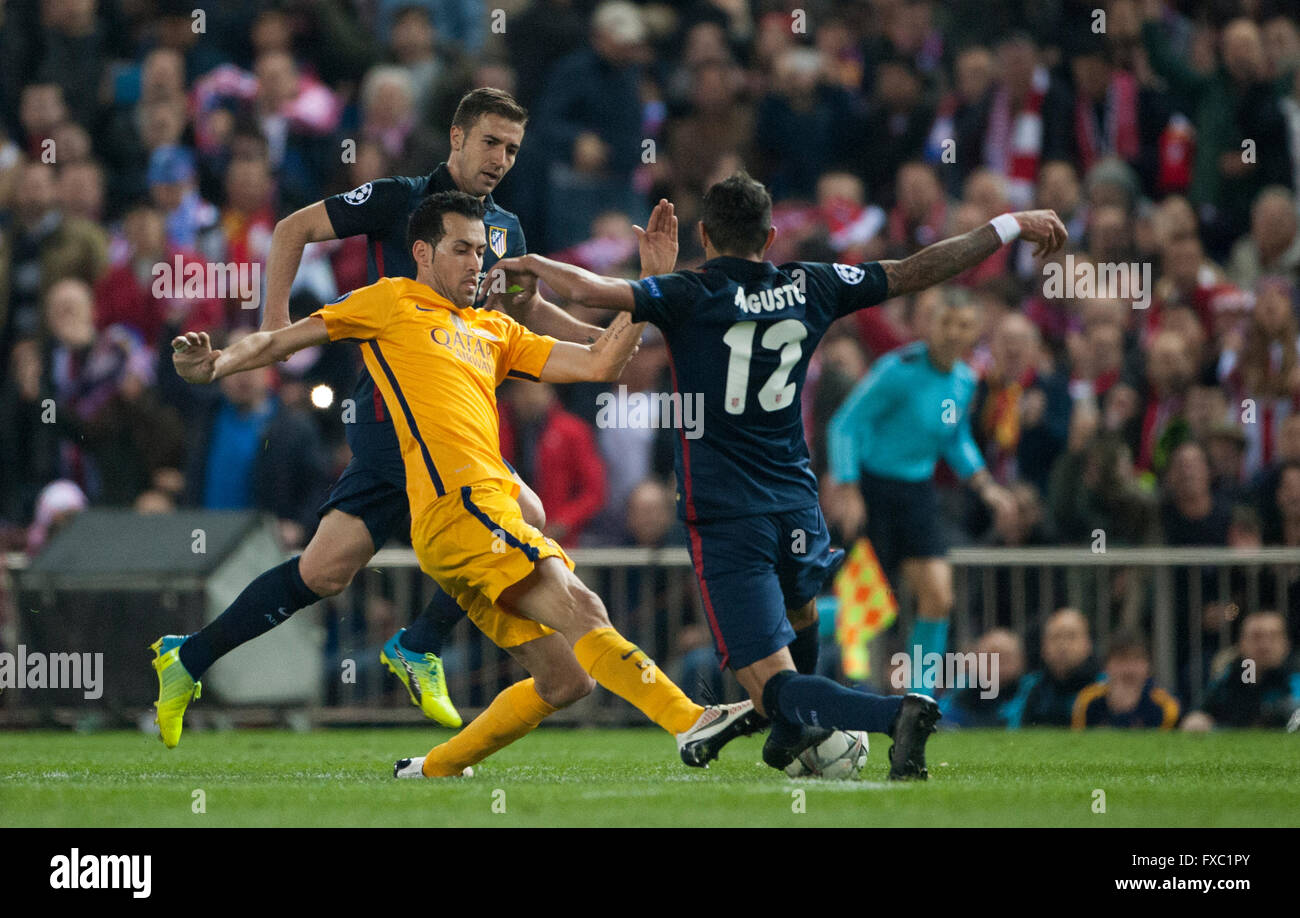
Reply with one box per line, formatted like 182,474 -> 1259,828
833,538 -> 897,680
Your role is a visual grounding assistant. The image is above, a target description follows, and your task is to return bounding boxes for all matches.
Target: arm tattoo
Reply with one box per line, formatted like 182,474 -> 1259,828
881,224 -> 1002,298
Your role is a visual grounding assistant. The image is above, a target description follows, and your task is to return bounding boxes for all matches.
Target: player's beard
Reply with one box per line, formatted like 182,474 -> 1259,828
427,268 -> 465,307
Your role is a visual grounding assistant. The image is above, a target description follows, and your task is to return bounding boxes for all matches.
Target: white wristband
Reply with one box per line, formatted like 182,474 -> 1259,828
990,213 -> 1021,245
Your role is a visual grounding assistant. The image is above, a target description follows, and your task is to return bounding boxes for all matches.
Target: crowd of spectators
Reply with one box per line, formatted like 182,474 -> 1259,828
3,0 -> 1300,705
937,607 -> 1299,730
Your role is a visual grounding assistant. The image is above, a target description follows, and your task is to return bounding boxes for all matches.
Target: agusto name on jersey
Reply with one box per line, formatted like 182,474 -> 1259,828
734,281 -> 806,315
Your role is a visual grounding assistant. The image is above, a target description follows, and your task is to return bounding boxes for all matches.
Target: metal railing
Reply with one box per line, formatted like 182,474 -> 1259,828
944,547 -> 1300,708
350,546 -> 1300,714
5,546 -> 1296,720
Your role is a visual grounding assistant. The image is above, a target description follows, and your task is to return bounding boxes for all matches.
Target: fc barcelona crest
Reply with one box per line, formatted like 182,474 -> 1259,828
488,225 -> 507,258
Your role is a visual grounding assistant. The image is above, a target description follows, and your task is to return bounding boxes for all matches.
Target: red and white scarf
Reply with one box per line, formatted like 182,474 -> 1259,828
1075,70 -> 1140,174
985,68 -> 1048,209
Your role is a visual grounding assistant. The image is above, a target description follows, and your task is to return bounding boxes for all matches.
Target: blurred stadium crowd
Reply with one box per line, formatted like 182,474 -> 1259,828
2,0 -> 1300,721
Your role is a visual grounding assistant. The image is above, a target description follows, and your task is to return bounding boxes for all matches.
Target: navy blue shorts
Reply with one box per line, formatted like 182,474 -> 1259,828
859,471 -> 946,581
685,505 -> 844,670
318,422 -> 410,550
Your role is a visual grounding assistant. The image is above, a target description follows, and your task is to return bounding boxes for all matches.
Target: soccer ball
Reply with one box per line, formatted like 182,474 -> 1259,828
784,730 -> 869,779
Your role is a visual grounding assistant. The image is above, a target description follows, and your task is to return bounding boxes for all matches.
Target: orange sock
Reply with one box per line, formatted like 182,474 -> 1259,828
422,677 -> 557,777
572,627 -> 704,734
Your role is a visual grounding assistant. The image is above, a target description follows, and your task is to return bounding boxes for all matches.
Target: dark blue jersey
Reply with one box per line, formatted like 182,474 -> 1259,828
629,257 -> 889,521
322,164 -> 527,428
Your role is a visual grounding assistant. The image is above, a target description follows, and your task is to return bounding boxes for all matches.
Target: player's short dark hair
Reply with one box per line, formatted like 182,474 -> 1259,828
701,172 -> 772,257
452,87 -> 528,133
408,191 -> 485,251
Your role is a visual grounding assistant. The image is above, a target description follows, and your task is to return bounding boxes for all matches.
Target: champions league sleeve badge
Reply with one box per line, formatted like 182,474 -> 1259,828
343,182 -> 373,205
834,263 -> 865,285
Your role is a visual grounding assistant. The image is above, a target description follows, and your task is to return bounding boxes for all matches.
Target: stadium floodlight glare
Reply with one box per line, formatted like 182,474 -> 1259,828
310,384 -> 334,410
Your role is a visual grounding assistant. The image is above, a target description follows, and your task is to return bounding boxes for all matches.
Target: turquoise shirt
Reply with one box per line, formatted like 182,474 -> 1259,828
828,341 -> 984,484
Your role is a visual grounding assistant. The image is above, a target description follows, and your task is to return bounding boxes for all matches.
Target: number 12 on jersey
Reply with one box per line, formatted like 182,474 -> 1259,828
722,319 -> 808,415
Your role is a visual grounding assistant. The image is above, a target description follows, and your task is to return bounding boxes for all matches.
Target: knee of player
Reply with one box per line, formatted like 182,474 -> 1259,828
571,586 -> 611,633
299,560 -> 355,597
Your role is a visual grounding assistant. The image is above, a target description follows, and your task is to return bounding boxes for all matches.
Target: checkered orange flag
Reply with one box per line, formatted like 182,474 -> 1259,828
833,538 -> 897,680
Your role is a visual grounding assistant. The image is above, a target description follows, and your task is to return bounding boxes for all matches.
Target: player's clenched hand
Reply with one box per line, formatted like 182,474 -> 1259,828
634,198 -> 679,277
1011,210 -> 1068,257
493,255 -> 527,272
483,260 -> 537,315
171,331 -> 220,383
490,255 -> 535,288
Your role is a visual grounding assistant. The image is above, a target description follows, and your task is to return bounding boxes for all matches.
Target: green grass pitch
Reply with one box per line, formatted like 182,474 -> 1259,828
1,727 -> 1296,827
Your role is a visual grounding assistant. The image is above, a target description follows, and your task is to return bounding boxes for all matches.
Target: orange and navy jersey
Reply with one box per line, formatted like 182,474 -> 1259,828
312,276 -> 557,517
1071,678 -> 1180,730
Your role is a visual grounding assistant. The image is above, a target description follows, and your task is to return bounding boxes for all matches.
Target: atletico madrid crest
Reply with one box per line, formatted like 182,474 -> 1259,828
488,226 -> 507,258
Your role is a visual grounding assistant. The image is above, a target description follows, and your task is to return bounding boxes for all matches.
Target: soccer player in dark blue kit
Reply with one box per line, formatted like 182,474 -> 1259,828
152,89 -> 673,746
494,173 -> 1067,777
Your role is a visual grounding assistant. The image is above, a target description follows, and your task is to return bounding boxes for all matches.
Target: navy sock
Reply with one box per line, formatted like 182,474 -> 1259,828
788,623 -> 820,675
179,557 -> 320,679
400,588 -> 464,655
762,670 -> 904,735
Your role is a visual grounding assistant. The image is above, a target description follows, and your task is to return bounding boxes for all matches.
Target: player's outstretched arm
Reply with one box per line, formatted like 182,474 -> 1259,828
263,202 -> 339,331
486,263 -> 604,342
879,210 -> 1067,298
485,267 -> 613,343
538,312 -> 645,383
493,254 -> 638,312
510,293 -> 606,344
171,318 -> 330,384
491,201 -> 676,317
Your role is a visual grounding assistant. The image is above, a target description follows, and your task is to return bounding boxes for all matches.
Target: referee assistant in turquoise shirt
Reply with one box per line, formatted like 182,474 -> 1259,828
827,290 -> 1015,692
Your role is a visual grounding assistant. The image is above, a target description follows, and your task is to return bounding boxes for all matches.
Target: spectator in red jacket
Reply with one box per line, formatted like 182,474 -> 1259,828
92,202 -> 224,349
498,380 -> 606,547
